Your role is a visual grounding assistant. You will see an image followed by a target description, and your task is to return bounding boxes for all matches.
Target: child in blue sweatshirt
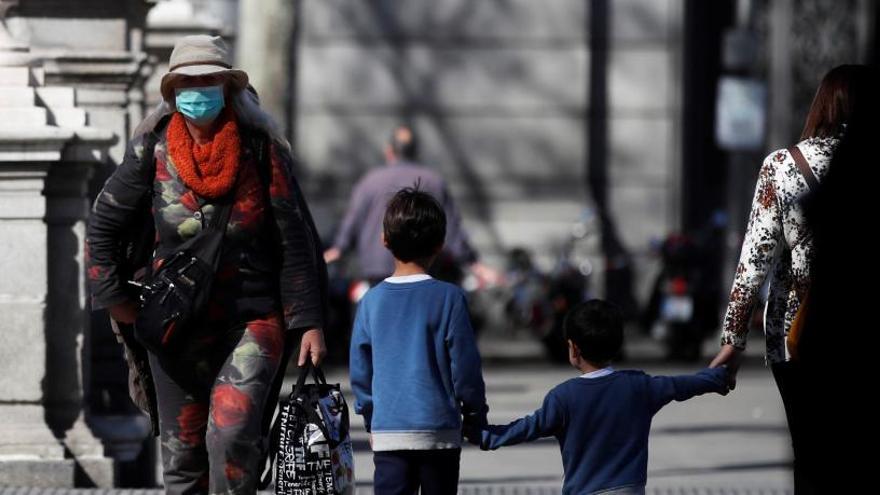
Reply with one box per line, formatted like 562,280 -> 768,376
466,300 -> 729,495
349,186 -> 487,495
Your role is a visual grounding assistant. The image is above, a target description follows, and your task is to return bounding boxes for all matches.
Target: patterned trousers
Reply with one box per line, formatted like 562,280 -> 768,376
148,312 -> 287,494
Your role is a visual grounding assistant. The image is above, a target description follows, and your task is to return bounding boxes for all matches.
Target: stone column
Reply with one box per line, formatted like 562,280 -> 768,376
0,1 -> 117,486
5,3 -> 163,486
0,142 -> 73,488
237,0 -> 295,135
43,140 -> 119,489
0,88 -> 117,488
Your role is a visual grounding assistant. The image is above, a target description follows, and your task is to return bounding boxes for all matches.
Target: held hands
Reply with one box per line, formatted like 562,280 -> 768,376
709,344 -> 744,390
461,407 -> 488,447
461,415 -> 482,446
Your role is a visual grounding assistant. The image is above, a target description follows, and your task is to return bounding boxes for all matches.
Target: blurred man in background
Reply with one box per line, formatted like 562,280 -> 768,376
325,125 -> 497,286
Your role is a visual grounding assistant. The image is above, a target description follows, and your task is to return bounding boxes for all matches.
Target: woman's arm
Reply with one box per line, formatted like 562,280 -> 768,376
86,135 -> 153,314
720,153 -> 785,350
266,142 -> 328,335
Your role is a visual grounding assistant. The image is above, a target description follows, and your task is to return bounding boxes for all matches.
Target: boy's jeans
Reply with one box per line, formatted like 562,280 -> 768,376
373,449 -> 461,495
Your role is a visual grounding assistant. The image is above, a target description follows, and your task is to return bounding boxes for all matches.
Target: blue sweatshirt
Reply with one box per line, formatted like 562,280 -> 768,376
479,368 -> 728,494
349,276 -> 487,451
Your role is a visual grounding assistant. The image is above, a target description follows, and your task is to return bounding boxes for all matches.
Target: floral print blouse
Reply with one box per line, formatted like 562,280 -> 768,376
721,137 -> 837,363
86,123 -> 326,332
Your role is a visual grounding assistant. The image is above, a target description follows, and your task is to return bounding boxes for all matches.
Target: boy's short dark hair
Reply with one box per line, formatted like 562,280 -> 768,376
383,186 -> 446,262
563,300 -> 624,364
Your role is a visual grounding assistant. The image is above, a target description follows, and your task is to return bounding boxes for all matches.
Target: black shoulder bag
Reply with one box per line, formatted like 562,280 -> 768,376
133,187 -> 235,355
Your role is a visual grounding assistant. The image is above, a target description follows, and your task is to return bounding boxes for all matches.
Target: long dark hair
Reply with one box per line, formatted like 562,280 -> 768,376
800,64 -> 874,140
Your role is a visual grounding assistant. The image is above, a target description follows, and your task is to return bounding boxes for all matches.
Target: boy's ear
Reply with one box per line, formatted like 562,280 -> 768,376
568,340 -> 581,359
381,232 -> 388,248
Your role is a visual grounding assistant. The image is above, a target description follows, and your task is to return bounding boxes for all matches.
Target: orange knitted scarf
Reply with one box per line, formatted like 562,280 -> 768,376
166,110 -> 241,199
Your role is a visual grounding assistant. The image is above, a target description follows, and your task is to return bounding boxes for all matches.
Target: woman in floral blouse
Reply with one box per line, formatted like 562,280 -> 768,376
86,35 -> 327,494
710,65 -> 873,492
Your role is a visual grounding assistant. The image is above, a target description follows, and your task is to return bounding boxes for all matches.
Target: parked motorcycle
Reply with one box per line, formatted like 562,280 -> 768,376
641,212 -> 727,361
504,211 -> 597,363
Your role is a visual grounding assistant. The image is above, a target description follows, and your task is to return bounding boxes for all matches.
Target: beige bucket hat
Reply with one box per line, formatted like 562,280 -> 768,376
160,35 -> 249,103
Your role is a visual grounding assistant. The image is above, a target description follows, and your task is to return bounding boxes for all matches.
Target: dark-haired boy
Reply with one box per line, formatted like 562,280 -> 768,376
349,187 -> 487,495
466,300 -> 729,495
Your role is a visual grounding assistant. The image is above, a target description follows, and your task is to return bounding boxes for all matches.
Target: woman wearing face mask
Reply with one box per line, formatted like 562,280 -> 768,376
86,35 -> 327,494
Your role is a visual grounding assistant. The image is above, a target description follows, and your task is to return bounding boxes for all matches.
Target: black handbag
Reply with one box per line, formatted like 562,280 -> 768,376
260,362 -> 355,494
133,196 -> 234,355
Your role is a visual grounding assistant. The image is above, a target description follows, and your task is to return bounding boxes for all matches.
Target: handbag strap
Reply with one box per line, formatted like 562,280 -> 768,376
198,132 -> 263,265
207,193 -> 236,231
789,145 -> 820,191
140,119 -> 237,280
291,360 -> 327,399
259,407 -> 283,489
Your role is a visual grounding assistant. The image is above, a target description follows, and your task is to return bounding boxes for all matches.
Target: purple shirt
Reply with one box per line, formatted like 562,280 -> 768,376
333,161 -> 477,279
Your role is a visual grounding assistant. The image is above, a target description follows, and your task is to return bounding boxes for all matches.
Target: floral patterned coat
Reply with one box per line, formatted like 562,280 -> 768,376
720,137 -> 837,364
86,120 -> 327,431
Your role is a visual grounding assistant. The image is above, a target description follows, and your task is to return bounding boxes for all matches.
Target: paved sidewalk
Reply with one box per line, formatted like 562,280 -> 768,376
1,332 -> 791,494
322,361 -> 790,494
0,487 -> 793,494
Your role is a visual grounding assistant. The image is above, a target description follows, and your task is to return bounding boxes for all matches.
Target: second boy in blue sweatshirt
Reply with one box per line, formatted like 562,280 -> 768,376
466,300 -> 729,495
350,186 -> 487,495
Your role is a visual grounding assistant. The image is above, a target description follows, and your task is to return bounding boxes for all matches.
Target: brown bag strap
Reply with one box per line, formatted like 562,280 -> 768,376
787,290 -> 809,361
789,145 -> 820,191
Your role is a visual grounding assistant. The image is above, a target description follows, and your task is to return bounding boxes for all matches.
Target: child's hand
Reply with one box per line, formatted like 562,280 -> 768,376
715,365 -> 732,396
462,428 -> 481,446
461,412 -> 483,446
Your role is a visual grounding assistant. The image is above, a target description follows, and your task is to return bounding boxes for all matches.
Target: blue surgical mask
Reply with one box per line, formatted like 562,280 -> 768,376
175,85 -> 225,125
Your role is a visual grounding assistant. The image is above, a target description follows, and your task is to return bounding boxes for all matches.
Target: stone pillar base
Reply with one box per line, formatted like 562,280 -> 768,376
63,417 -> 116,488
0,407 -> 116,488
0,459 -> 75,487
0,405 -> 73,487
